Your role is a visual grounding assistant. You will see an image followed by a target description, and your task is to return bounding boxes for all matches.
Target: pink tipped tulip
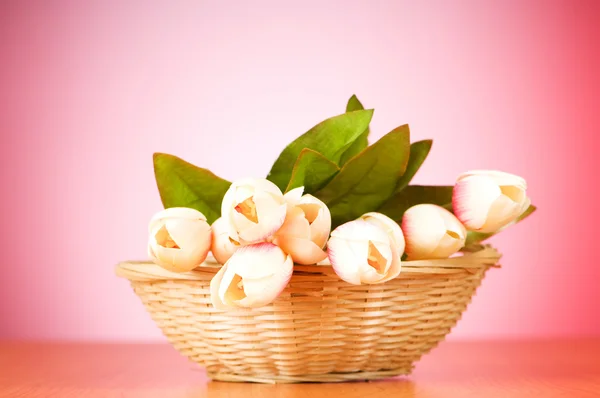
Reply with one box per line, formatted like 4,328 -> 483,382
210,243 -> 293,309
148,207 -> 212,273
359,212 -> 405,254
453,170 -> 530,233
221,178 -> 287,244
273,194 -> 331,265
210,217 -> 240,265
327,220 -> 401,285
402,204 -> 466,260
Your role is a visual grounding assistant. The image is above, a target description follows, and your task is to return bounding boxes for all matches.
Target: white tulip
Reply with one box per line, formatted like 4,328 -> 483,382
210,217 -> 239,265
359,212 -> 405,254
148,207 -> 212,273
327,220 -> 401,285
401,204 -> 466,260
210,243 -> 293,309
453,170 -> 530,233
221,178 -> 287,244
273,193 -> 331,265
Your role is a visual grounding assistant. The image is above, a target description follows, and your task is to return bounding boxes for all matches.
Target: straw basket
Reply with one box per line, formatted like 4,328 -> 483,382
116,244 -> 500,383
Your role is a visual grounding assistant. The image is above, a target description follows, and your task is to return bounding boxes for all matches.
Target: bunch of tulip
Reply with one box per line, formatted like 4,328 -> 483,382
147,95 -> 534,309
148,169 -> 531,309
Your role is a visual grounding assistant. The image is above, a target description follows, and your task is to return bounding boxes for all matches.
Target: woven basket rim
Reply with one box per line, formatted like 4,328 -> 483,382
116,244 -> 500,282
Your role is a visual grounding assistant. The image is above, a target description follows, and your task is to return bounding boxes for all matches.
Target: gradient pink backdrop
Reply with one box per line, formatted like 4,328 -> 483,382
0,1 -> 598,341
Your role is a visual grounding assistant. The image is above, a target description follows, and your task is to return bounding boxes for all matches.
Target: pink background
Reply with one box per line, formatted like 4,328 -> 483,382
1,1 -> 598,341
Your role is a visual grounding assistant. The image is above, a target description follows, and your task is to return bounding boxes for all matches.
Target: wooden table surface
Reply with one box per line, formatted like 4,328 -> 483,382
0,340 -> 598,397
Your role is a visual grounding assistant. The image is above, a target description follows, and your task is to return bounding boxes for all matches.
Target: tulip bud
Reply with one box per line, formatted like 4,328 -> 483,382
221,178 -> 287,244
359,212 -> 405,254
273,194 -> 331,265
210,243 -> 293,309
148,207 -> 212,273
401,204 -> 466,260
453,170 -> 530,233
210,217 -> 240,265
327,220 -> 401,285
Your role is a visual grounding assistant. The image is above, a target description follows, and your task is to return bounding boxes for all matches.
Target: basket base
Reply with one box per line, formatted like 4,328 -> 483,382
208,367 -> 413,384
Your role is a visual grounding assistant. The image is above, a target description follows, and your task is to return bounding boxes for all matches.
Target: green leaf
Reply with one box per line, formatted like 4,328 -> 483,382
377,185 -> 454,222
465,204 -> 537,246
285,149 -> 340,193
394,140 -> 432,192
315,125 -> 411,227
339,95 -> 370,165
153,153 -> 231,224
267,109 -> 374,191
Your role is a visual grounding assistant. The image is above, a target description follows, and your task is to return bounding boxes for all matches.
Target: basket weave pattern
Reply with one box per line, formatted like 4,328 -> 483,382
117,245 -> 500,383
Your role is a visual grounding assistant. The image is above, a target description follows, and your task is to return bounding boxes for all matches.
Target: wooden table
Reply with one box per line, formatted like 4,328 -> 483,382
0,340 -> 598,397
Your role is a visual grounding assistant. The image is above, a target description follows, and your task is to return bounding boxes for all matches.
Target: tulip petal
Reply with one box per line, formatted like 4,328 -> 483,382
453,175 -> 502,230
165,218 -> 211,252
431,230 -> 465,259
299,194 -> 331,248
374,244 -> 402,283
519,196 -> 532,216
152,245 -> 203,273
284,187 -> 304,205
360,212 -> 405,254
277,206 -> 311,239
210,264 -> 230,310
330,219 -> 390,245
276,235 -> 328,265
458,170 -> 527,190
479,194 -> 522,233
438,207 -> 467,240
149,207 -> 207,233
327,236 -> 364,285
230,243 -> 287,279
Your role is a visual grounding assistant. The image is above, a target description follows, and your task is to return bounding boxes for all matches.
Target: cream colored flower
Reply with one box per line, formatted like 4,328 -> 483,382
221,178 -> 287,244
453,170 -> 530,233
402,204 -> 466,260
148,207 -> 211,273
273,193 -> 331,265
210,243 -> 293,309
327,220 -> 401,285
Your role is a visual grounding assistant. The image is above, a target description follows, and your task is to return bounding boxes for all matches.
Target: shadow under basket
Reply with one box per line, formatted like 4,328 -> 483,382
116,245 -> 501,383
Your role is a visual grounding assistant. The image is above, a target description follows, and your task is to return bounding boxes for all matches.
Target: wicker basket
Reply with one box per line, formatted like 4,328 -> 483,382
116,244 -> 500,383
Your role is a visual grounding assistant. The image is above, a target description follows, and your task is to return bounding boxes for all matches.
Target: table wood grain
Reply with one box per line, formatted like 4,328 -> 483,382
0,340 -> 598,397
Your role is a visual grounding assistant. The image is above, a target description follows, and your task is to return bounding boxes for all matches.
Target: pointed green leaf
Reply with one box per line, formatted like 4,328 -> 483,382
394,140 -> 432,192
346,94 -> 365,113
153,153 -> 231,224
315,125 -> 411,227
465,205 -> 537,246
285,149 -> 340,193
339,95 -> 370,165
377,185 -> 454,222
267,109 -> 374,191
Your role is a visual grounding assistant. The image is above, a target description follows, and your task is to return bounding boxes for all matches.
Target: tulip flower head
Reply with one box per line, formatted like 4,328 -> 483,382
148,207 -> 212,273
273,193 -> 331,265
327,220 -> 402,285
221,178 -> 287,244
210,243 -> 293,309
453,170 -> 530,233
402,204 -> 466,260
359,212 -> 405,254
